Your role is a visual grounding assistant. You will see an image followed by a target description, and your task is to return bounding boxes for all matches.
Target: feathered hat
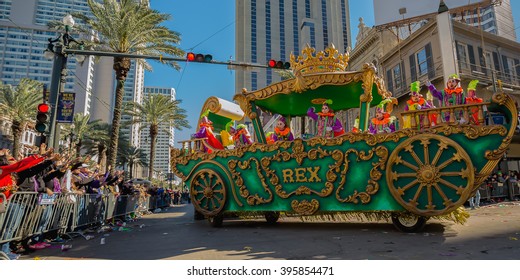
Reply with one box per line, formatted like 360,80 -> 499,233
376,98 -> 398,113
200,109 -> 212,123
410,81 -> 421,97
322,99 -> 333,105
225,121 -> 235,132
467,80 -> 479,91
448,74 -> 461,82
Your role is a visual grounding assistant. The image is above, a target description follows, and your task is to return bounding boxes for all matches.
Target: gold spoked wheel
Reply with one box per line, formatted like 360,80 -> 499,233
386,134 -> 475,216
190,169 -> 227,217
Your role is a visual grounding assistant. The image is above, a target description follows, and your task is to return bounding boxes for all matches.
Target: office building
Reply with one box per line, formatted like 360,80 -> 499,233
0,0 -> 94,115
0,0 -> 145,149
235,0 -> 351,92
139,86 -> 176,178
451,0 -> 516,41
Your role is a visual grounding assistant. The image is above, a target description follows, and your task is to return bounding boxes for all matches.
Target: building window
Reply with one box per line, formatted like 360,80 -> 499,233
416,49 -> 428,77
392,64 -> 403,90
456,42 -> 469,70
410,43 -> 433,82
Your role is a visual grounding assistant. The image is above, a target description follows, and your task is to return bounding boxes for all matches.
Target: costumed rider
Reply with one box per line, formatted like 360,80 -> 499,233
426,74 -> 466,122
220,121 -> 235,149
425,91 -> 438,126
265,132 -> 275,144
403,81 -> 432,129
233,124 -> 253,147
307,99 -> 345,138
465,80 -> 483,125
352,115 -> 360,133
369,98 -> 397,134
272,116 -> 294,142
192,110 -> 224,153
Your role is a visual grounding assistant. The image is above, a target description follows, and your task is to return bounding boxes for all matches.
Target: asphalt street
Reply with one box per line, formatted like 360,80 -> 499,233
20,201 -> 520,260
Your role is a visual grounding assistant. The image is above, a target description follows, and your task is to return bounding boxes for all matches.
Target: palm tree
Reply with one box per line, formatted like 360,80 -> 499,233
88,122 -> 111,167
124,94 -> 189,179
83,124 -> 127,171
0,78 -> 42,158
72,113 -> 105,155
70,0 -> 185,171
117,146 -> 148,178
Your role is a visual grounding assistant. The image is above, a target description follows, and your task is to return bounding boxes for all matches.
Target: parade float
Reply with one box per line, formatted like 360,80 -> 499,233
170,45 -> 518,232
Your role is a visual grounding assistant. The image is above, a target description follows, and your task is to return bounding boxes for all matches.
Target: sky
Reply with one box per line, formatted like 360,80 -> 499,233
146,0 -> 520,148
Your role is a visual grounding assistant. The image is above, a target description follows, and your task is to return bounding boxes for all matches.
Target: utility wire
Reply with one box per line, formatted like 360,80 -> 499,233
175,20 -> 235,93
187,20 -> 235,51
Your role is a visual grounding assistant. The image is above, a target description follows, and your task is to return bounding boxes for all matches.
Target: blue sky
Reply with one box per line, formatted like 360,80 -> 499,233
146,0 -> 520,147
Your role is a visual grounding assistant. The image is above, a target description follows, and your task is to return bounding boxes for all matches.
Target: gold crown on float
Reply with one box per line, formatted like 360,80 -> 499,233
290,44 -> 350,75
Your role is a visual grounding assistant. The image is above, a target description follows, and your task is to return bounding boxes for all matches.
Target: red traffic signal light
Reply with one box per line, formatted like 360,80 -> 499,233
268,59 -> 290,69
36,103 -> 50,133
38,103 -> 50,113
187,52 -> 212,63
187,52 -> 196,61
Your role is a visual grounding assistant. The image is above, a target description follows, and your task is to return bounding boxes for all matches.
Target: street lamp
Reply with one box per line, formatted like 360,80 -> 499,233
44,14 -> 85,150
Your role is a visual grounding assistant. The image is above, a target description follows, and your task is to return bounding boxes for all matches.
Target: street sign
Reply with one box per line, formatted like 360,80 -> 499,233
56,92 -> 75,123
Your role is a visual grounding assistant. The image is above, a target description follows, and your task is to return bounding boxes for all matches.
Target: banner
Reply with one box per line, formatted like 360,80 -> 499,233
57,92 -> 75,123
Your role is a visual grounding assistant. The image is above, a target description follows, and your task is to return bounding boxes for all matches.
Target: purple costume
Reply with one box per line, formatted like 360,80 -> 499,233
307,107 -> 344,138
427,84 -> 466,122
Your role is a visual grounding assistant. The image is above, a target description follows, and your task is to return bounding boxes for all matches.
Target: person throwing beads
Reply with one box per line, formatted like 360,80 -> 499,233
426,74 -> 466,123
465,80 -> 483,125
307,99 -> 345,138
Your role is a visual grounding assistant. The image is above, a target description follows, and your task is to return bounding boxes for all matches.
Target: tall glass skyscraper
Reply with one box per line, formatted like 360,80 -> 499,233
235,0 -> 351,91
0,0 -> 91,96
0,0 -> 145,149
139,87 -> 176,178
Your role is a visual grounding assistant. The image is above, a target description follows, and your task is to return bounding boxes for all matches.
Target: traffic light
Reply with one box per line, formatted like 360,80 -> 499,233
268,59 -> 290,69
36,103 -> 50,133
186,52 -> 213,63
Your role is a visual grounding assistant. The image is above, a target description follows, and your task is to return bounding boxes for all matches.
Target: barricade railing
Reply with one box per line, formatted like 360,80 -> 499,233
148,194 -> 171,210
509,180 -> 520,198
478,184 -> 491,201
1,192 -> 171,246
476,181 -> 520,202
70,193 -> 108,232
0,192 -> 39,244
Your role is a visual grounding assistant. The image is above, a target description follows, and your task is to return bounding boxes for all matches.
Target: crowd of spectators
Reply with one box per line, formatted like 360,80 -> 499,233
469,169 -> 520,209
1,144 -> 175,260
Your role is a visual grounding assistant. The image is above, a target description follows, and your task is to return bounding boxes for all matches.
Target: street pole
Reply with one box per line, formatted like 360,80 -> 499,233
48,44 -> 68,150
64,48 -> 269,69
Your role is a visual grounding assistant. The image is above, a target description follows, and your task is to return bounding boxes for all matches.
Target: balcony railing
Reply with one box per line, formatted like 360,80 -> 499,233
400,102 -> 489,130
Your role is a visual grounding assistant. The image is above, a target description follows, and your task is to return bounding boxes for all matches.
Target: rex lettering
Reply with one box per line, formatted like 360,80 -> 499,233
282,166 -> 321,183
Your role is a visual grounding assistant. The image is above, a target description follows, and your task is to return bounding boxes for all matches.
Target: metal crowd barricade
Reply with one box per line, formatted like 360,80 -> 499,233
111,194 -> 140,219
1,192 -> 169,245
0,192 -> 39,244
104,194 -> 118,221
509,180 -> 520,198
70,194 -> 107,232
0,193 -> 7,232
478,184 -> 491,201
